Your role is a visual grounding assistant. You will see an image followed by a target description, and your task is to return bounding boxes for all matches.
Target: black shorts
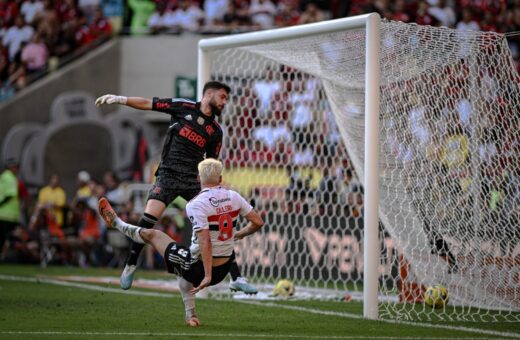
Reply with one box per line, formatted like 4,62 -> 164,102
164,242 -> 233,287
147,174 -> 200,205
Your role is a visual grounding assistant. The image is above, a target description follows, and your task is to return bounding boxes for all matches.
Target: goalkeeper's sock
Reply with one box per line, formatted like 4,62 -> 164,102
228,260 -> 241,281
127,213 -> 158,266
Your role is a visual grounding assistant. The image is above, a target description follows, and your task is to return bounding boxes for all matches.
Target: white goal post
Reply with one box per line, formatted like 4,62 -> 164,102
199,13 -> 382,320
197,14 -> 520,322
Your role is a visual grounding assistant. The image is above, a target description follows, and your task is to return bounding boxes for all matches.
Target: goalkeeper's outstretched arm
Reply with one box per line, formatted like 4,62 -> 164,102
95,94 -> 152,110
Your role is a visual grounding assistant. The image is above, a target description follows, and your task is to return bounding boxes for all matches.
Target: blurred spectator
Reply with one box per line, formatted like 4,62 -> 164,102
222,0 -> 251,28
74,11 -> 95,48
16,166 -> 31,228
20,0 -> 44,26
127,0 -> 156,35
6,57 -> 27,91
390,0 -> 410,22
292,143 -> 314,166
0,43 -> 8,82
72,198 -> 101,267
440,124 -> 469,172
456,8 -> 480,32
37,0 -> 60,48
90,6 -> 113,39
29,202 -> 73,264
289,77 -> 313,145
170,0 -> 205,32
5,224 -> 40,263
315,165 -> 339,213
57,0 -> 79,27
37,174 -> 67,228
250,0 -> 277,29
0,159 -> 20,261
415,1 -> 439,26
102,170 -> 125,207
75,170 -> 92,202
204,0 -> 229,25
253,68 -> 281,116
428,0 -> 456,27
78,0 -> 101,23
3,15 -> 34,61
147,3 -> 175,34
298,2 -> 325,24
21,32 -> 48,73
275,0 -> 301,27
102,0 -> 124,34
252,115 -> 291,150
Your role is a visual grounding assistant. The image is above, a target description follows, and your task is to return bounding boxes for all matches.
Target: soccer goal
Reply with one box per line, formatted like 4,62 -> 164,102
198,14 -> 520,322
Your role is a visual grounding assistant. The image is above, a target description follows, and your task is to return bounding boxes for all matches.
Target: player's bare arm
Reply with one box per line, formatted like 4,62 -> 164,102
234,209 -> 264,241
191,229 -> 212,294
95,95 -> 153,110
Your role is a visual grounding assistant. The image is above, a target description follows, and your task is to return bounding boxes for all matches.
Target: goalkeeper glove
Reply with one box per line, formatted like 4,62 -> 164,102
95,94 -> 127,106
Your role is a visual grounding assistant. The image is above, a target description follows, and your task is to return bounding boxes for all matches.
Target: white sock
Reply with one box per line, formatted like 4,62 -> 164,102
178,277 -> 196,319
114,218 -> 145,244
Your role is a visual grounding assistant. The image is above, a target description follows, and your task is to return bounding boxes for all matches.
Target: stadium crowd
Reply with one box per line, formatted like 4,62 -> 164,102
0,163 -> 191,268
0,0 -> 113,101
1,0 -> 519,101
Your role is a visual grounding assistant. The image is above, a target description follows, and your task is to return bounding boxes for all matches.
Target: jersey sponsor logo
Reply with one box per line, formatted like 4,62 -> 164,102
156,102 -> 170,109
184,114 -> 193,121
179,126 -> 207,147
209,197 -> 231,207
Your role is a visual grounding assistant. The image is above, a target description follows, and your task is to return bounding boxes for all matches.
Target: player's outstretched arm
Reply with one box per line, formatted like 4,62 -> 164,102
234,210 -> 264,241
95,95 -> 153,110
191,229 -> 212,294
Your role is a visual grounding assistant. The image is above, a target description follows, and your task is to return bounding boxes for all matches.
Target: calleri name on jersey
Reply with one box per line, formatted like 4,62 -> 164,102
186,186 -> 253,259
152,97 -> 223,177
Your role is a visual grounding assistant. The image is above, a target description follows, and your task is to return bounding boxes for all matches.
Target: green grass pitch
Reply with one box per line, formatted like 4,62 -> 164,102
0,265 -> 518,339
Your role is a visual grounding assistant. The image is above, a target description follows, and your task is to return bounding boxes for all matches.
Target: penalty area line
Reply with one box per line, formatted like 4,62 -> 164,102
1,275 -> 518,339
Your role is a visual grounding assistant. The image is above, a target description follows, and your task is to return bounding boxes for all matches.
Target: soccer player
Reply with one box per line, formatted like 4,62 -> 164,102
98,158 -> 264,326
95,81 -> 258,294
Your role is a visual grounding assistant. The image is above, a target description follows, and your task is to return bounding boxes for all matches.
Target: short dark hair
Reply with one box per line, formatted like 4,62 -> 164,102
203,81 -> 231,95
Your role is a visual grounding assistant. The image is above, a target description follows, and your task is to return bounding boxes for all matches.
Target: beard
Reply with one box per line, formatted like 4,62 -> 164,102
209,99 -> 223,116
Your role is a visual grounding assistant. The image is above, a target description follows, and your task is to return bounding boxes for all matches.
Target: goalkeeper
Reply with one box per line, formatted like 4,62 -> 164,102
95,81 -> 259,294
98,158 -> 264,326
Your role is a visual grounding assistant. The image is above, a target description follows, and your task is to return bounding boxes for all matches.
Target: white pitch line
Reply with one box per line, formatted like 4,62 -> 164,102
0,331 -> 501,340
0,275 -> 518,339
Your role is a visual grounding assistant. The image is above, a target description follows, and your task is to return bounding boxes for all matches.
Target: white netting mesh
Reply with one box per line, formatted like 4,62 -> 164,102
206,20 -> 520,322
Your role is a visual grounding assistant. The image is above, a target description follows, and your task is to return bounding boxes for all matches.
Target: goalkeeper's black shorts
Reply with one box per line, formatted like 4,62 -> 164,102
147,174 -> 200,205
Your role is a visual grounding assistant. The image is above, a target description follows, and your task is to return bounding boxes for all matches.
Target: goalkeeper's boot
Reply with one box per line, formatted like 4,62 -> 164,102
229,277 -> 258,294
120,264 -> 137,290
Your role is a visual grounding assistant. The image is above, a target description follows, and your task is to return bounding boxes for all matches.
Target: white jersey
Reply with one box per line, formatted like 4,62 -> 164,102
186,186 -> 253,260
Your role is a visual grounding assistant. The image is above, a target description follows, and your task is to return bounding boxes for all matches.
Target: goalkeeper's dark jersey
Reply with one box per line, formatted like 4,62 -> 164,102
152,97 -> 223,187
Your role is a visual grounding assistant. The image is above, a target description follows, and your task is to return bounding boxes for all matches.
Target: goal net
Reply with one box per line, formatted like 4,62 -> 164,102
200,17 -> 520,322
